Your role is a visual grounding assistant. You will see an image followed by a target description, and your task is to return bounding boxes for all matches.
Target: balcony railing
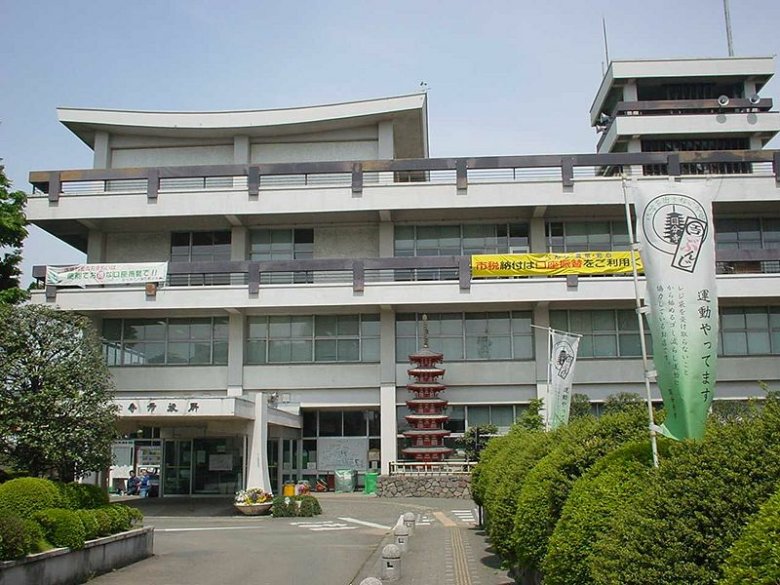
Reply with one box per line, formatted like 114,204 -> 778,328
388,461 -> 476,476
29,150 -> 780,202
32,248 -> 780,302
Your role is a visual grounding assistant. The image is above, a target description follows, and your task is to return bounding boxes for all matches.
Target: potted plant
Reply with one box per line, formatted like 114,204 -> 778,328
233,488 -> 274,515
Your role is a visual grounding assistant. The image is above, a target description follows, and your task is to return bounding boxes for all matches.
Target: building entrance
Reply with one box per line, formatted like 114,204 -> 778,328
162,436 -> 243,496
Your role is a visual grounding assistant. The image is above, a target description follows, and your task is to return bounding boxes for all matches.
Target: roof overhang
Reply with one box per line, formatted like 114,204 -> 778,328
58,93 -> 429,159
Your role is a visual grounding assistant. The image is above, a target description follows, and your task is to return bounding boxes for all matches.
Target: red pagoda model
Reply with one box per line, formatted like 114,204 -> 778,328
402,316 -> 453,462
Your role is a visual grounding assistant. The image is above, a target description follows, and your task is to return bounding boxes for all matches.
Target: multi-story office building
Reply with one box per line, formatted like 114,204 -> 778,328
28,58 -> 780,496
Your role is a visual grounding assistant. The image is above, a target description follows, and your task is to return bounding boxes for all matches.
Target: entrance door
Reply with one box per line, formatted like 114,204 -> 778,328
192,437 -> 243,495
267,439 -> 280,494
163,440 -> 192,495
282,438 -> 299,485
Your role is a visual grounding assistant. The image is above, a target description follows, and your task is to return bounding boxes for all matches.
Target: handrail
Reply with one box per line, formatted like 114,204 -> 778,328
389,461 -> 477,476
29,149 -> 780,200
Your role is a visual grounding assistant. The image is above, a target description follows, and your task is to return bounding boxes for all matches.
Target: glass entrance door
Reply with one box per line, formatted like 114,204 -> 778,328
163,440 -> 192,495
267,439 -> 280,494
192,437 -> 243,495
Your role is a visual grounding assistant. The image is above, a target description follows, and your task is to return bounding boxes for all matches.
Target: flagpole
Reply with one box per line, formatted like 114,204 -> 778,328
622,176 -> 660,468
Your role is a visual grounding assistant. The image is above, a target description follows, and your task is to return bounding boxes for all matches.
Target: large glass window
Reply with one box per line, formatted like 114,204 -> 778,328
545,221 -> 630,253
302,410 -> 380,439
549,309 -> 650,358
250,228 -> 314,283
395,312 -> 533,361
246,314 -> 379,364
170,231 -> 231,285
102,317 -> 228,366
395,223 -> 529,256
716,218 -> 780,274
719,307 -> 780,356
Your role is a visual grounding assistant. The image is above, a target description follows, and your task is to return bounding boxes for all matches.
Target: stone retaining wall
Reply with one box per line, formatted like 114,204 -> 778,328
376,475 -> 471,498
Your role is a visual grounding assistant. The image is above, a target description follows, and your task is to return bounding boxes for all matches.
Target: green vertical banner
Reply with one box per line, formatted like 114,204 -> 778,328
635,180 -> 718,441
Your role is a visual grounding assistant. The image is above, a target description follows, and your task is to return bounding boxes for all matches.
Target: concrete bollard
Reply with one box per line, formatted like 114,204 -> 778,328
381,544 -> 402,581
393,524 -> 410,553
402,511 -> 416,535
359,578 -> 383,585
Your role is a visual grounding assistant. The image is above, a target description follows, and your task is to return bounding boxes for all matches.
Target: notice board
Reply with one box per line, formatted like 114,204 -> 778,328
317,438 -> 369,471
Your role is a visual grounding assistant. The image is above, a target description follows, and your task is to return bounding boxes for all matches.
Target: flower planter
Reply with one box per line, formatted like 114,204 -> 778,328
234,502 -> 273,516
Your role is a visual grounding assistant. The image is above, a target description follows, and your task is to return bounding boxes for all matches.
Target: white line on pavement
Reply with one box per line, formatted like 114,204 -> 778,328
338,517 -> 392,530
157,526 -> 262,533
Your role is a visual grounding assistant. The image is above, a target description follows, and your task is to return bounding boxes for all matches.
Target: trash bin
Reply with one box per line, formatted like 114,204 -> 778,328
363,471 -> 378,494
334,469 -> 356,493
283,481 -> 296,497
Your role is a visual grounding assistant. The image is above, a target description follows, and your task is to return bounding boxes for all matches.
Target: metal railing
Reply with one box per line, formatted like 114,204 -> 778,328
388,461 -> 477,476
29,149 -> 780,202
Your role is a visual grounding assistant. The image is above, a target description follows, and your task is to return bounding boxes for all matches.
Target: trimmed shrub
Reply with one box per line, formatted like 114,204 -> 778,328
542,440 -> 671,585
720,485 -> 780,584
92,509 -> 112,537
511,406 -> 649,575
0,513 -> 34,560
297,495 -> 322,517
32,508 -> 86,550
75,509 -> 100,541
24,518 -> 49,554
125,505 -> 144,526
590,395 -> 780,585
99,504 -> 131,533
58,482 -> 109,510
0,477 -> 62,519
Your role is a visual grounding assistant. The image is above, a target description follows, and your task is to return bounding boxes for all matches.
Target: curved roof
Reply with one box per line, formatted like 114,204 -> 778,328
58,93 -> 429,159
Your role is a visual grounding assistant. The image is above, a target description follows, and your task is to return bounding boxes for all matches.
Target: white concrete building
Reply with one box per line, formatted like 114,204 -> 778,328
28,59 -> 780,496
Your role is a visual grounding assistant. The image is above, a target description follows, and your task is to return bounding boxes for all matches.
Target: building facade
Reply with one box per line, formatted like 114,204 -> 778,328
28,59 -> 780,496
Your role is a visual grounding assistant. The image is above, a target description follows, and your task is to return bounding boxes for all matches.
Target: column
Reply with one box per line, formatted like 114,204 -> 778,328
246,393 -> 273,493
379,307 -> 397,474
227,312 -> 244,397
533,303 -> 551,424
93,131 -> 111,169
377,120 -> 394,183
86,231 -> 106,263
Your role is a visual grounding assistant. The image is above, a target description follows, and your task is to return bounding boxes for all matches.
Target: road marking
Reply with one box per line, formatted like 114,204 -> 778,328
290,521 -> 357,532
157,526 -> 262,533
451,509 -> 477,524
433,511 -> 457,527
338,517 -> 391,530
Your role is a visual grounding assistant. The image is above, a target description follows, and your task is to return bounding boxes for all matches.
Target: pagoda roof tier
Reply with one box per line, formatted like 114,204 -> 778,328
402,447 -> 453,455
405,417 -> 450,425
406,398 -> 448,406
408,347 -> 443,361
407,367 -> 445,376
407,383 -> 446,391
403,429 -> 452,437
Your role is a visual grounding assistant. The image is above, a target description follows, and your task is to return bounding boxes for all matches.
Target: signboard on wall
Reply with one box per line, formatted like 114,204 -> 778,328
471,251 -> 643,277
317,438 -> 369,471
46,262 -> 168,287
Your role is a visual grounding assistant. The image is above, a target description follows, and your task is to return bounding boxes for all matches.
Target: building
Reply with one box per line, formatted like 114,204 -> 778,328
27,58 -> 780,496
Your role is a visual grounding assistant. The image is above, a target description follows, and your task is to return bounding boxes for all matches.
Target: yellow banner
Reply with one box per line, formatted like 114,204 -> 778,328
471,252 -> 643,277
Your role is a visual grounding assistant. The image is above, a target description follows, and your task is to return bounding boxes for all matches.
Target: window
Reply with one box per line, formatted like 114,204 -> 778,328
719,307 -> 780,356
302,410 -> 380,438
549,309 -> 651,358
246,314 -> 379,364
250,228 -> 314,283
716,218 -> 780,274
170,231 -> 231,285
641,137 -> 751,175
102,317 -> 228,366
545,221 -> 630,253
395,312 -> 533,361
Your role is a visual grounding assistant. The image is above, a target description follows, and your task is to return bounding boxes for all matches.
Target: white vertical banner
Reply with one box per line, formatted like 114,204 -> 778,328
548,330 -> 580,430
635,180 -> 718,440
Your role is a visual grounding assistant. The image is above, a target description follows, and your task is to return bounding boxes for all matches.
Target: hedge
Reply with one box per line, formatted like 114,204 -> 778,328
590,395 -> 780,585
58,482 -> 109,510
511,406 -> 650,576
719,484 -> 780,584
32,508 -> 86,551
542,440 -> 671,585
0,513 -> 39,560
0,478 -> 62,519
271,495 -> 322,517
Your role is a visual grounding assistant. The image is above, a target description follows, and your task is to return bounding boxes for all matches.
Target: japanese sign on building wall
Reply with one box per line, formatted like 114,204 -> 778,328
635,180 -> 718,441
46,262 -> 168,287
471,251 -> 643,277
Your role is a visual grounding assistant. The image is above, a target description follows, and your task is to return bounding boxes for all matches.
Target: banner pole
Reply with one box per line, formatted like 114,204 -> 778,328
622,176 -> 660,468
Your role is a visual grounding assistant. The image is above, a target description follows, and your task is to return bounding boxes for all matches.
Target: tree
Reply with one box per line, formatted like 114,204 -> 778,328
0,165 -> 28,305
457,423 -> 498,461
0,304 -> 118,480
570,393 -> 592,419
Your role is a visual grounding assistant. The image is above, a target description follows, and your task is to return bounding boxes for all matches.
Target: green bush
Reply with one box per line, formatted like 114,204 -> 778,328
58,482 -> 109,510
32,508 -> 86,550
75,509 -> 100,541
99,505 -> 131,533
590,396 -> 780,585
0,513 -> 34,560
125,505 -> 144,526
719,484 -> 780,584
511,406 -> 649,576
297,495 -> 322,517
92,509 -> 112,537
0,477 -> 62,519
542,440 -> 671,585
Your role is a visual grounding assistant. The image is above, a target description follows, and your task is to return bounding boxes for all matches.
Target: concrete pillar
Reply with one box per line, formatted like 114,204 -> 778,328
377,121 -> 394,184
379,221 -> 394,257
93,131 -> 111,169
227,312 -> 244,396
246,393 -> 273,493
622,80 -> 638,102
86,231 -> 106,263
231,226 -> 248,261
529,218 -> 546,253
381,544 -> 402,581
743,80 -> 757,98
380,308 -> 397,474
394,525 -> 409,552
234,135 -> 250,189
627,137 -> 643,177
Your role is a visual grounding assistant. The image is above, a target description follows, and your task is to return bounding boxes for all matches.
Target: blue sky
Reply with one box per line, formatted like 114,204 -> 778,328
2,0 -> 779,283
